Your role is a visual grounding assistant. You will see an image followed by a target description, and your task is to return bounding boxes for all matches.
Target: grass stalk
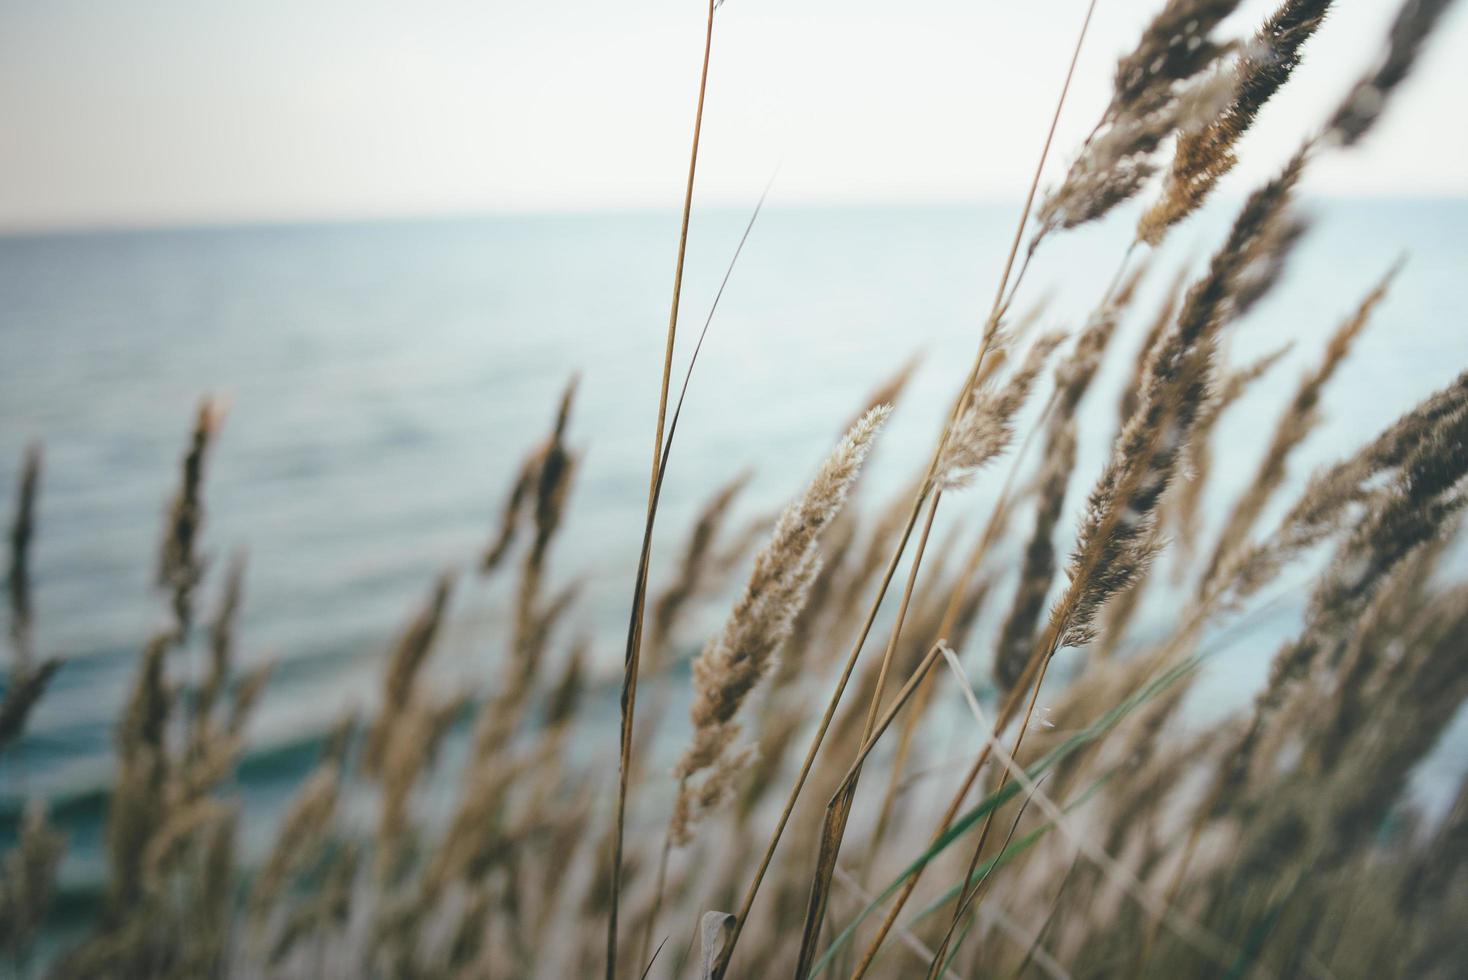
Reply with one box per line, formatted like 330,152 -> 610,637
794,2 -> 1099,968
606,7 -> 731,965
831,5 -> 1099,971
828,640 -> 951,799
869,388 -> 1058,855
712,484 -> 931,978
792,491 -> 943,977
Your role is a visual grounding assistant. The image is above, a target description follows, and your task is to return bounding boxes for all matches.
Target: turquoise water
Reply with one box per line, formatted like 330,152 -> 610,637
2,199 -> 1466,898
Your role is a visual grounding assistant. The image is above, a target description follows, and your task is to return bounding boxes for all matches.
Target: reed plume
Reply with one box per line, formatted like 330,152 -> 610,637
1222,368 -> 1468,603
1139,0 -> 1332,243
544,640 -> 586,732
0,802 -> 63,962
1217,393 -> 1468,808
0,661 -> 58,756
671,406 -> 889,844
1201,264 -> 1397,590
1036,0 -> 1241,239
1061,150 -> 1305,650
919,155 -> 1311,973
1231,210 -> 1309,319
480,377 -> 577,580
994,301 -> 1128,689
936,332 -> 1064,491
377,694 -> 468,879
469,382 -> 582,767
2,446 -> 59,755
190,551 -> 244,752
1118,266 -> 1188,428
7,444 -> 39,671
1168,342 -> 1291,571
108,634 -> 172,908
158,399 -> 222,639
481,454 -> 535,574
364,575 -> 453,775
266,841 -> 359,968
250,764 -> 344,926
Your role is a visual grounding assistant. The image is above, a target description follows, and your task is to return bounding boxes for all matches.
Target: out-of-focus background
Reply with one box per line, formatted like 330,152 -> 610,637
2,0 -> 1466,902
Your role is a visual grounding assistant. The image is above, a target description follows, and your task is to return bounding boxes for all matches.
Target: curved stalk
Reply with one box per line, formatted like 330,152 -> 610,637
607,7 -> 722,971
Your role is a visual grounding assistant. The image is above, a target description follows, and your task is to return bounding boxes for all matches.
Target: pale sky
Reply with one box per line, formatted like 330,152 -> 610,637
2,0 -> 1465,231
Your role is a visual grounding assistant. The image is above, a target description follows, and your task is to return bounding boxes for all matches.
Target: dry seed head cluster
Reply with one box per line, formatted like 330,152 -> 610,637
672,405 -> 889,843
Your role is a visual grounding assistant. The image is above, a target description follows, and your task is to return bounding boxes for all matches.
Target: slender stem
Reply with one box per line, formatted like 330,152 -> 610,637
648,0 -> 716,503
853,570 -> 1255,980
940,397 -> 1164,945
933,247 -> 1172,967
638,798 -> 679,971
927,637 -> 1056,971
640,938 -> 670,980
998,238 -> 1041,323
930,780 -> 1044,980
1134,814 -> 1205,973
862,493 -> 943,746
769,327 -> 989,980
608,5 -> 715,975
1113,240 -> 1141,296
1007,852 -> 1082,980
848,730 -> 998,979
1132,591 -> 1264,973
987,0 -> 1099,331
621,168 -> 779,821
868,388 -> 1055,857
837,0 -> 1100,970
797,0 -> 1098,958
831,866 -> 966,980
713,484 -> 931,979
829,641 -> 950,800
792,494 -> 943,978
937,646 -> 1252,975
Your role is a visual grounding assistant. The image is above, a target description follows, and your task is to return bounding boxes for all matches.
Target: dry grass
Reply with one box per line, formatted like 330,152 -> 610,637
2,1 -> 1466,978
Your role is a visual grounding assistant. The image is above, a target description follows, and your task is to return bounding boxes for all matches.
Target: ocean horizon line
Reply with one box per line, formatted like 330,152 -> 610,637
4,190 -> 1467,241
